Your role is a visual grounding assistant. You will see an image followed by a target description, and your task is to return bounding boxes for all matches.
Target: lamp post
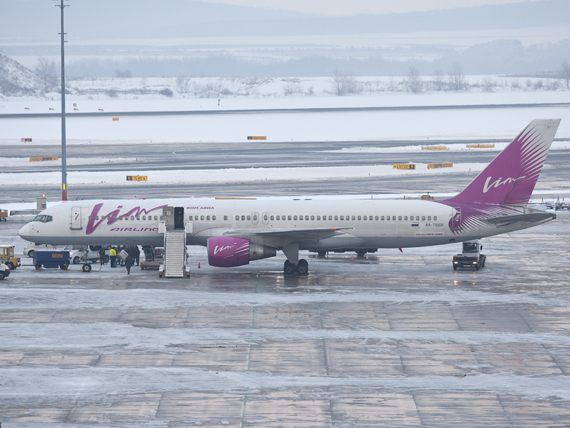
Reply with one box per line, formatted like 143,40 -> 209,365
55,0 -> 69,201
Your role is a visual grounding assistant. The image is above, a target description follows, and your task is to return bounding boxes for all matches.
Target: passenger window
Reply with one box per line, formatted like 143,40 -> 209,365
241,215 -> 246,221
224,215 -> 228,221
206,215 -> 210,220
311,215 -> 314,220
363,216 -> 367,220
317,216 -> 321,220
276,215 -> 280,220
428,216 -> 432,221
247,215 -> 251,221
334,215 -> 338,220
235,215 -> 239,220
434,216 -> 437,221
305,215 -> 309,220
340,216 -> 344,220
381,216 -> 384,220
253,214 -> 257,221
416,216 -> 420,221
288,215 -> 292,221
352,216 -> 355,220
422,216 -> 425,221
270,215 -> 274,220
201,215 -> 204,221
375,216 -> 379,220
212,215 -> 216,220
357,216 -> 361,220
398,216 -> 402,221
404,216 -> 408,220
294,215 -> 298,220
392,216 -> 396,220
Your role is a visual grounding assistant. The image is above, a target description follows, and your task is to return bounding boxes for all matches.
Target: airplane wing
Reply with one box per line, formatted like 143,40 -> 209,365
484,212 -> 556,226
223,227 -> 352,249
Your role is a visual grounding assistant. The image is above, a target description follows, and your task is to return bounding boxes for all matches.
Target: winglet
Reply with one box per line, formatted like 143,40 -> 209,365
446,119 -> 561,205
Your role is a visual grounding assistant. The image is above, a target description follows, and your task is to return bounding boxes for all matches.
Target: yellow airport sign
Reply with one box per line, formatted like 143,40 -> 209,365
247,136 -> 267,140
30,157 -> 58,162
421,145 -> 447,150
466,144 -> 495,148
393,164 -> 416,170
428,162 -> 453,169
127,175 -> 147,181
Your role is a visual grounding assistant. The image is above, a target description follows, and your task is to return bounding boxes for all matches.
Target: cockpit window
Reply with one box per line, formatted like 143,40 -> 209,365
32,215 -> 53,223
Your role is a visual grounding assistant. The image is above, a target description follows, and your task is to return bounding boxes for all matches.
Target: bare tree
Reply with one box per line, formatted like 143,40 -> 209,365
431,69 -> 446,91
561,60 -> 570,90
34,56 -> 57,93
447,62 -> 466,91
404,65 -> 423,93
175,75 -> 191,96
331,71 -> 361,96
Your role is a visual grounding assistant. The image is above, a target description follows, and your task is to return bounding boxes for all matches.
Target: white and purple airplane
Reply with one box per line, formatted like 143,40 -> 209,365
19,119 -> 560,275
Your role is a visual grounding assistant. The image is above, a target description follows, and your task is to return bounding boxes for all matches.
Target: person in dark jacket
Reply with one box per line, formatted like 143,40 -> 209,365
98,247 -> 106,266
125,254 -> 133,274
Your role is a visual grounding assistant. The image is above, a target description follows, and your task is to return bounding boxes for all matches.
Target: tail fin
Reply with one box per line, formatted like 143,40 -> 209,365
447,119 -> 560,205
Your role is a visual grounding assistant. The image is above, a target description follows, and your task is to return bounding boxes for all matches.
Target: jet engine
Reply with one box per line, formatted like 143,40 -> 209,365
207,237 -> 276,267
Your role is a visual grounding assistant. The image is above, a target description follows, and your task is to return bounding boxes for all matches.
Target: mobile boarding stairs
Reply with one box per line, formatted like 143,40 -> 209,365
159,206 -> 190,278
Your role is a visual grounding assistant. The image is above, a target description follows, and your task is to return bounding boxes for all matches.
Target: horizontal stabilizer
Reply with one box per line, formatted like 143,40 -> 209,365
484,212 -> 555,225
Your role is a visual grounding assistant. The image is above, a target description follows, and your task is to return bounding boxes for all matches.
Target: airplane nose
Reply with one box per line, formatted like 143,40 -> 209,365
19,223 -> 32,241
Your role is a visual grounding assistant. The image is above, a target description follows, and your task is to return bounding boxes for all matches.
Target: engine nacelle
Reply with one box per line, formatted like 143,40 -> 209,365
207,237 -> 276,267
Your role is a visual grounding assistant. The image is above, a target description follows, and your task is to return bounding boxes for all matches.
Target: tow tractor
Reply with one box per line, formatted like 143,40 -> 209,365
453,240 -> 486,271
0,245 -> 21,270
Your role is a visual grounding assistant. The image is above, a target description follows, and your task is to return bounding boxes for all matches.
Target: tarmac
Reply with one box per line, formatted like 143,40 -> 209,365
1,211 -> 570,427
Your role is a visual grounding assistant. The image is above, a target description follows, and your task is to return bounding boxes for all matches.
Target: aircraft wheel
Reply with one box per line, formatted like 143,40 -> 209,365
35,265 -> 41,270
28,250 -> 35,258
0,272 -> 4,280
317,251 -> 326,257
356,249 -> 366,258
82,263 -> 92,273
284,261 -> 295,275
6,262 -> 15,270
297,259 -> 309,276
73,256 -> 80,264
60,263 -> 69,270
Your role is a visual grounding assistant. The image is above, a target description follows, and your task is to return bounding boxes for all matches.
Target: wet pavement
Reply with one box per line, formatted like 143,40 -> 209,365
1,212 -> 570,427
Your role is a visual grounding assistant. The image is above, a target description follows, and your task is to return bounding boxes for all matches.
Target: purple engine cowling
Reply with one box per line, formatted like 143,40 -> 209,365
207,237 -> 276,267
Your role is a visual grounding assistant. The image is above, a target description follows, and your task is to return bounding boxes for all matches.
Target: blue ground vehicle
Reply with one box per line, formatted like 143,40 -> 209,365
33,250 -> 70,270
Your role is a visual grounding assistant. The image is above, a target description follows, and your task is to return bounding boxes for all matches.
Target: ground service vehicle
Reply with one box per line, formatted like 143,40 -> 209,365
0,246 -> 21,270
453,240 -> 486,271
0,209 -> 7,222
33,250 -> 70,270
0,262 -> 9,279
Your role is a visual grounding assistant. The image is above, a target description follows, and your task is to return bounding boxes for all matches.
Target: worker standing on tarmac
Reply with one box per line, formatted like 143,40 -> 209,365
98,247 -> 106,266
109,247 -> 117,268
125,254 -> 133,274
134,245 -> 140,266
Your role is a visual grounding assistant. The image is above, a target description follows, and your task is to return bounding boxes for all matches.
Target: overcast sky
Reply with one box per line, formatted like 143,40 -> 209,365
196,0 -> 545,16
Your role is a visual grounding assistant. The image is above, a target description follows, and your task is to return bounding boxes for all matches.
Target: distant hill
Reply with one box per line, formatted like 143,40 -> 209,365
0,53 -> 40,96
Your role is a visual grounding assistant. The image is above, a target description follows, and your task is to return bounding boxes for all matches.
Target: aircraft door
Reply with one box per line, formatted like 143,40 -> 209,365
450,207 -> 462,230
70,206 -> 82,230
262,212 -> 269,225
174,207 -> 185,229
252,212 -> 259,225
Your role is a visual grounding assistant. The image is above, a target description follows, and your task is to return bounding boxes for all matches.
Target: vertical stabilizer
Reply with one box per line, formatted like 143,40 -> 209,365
447,119 -> 560,205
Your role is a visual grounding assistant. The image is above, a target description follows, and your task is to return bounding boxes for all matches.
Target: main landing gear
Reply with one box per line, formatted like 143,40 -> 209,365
284,259 -> 309,276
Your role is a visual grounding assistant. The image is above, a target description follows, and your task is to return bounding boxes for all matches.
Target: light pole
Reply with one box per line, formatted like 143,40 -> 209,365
55,0 -> 69,201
